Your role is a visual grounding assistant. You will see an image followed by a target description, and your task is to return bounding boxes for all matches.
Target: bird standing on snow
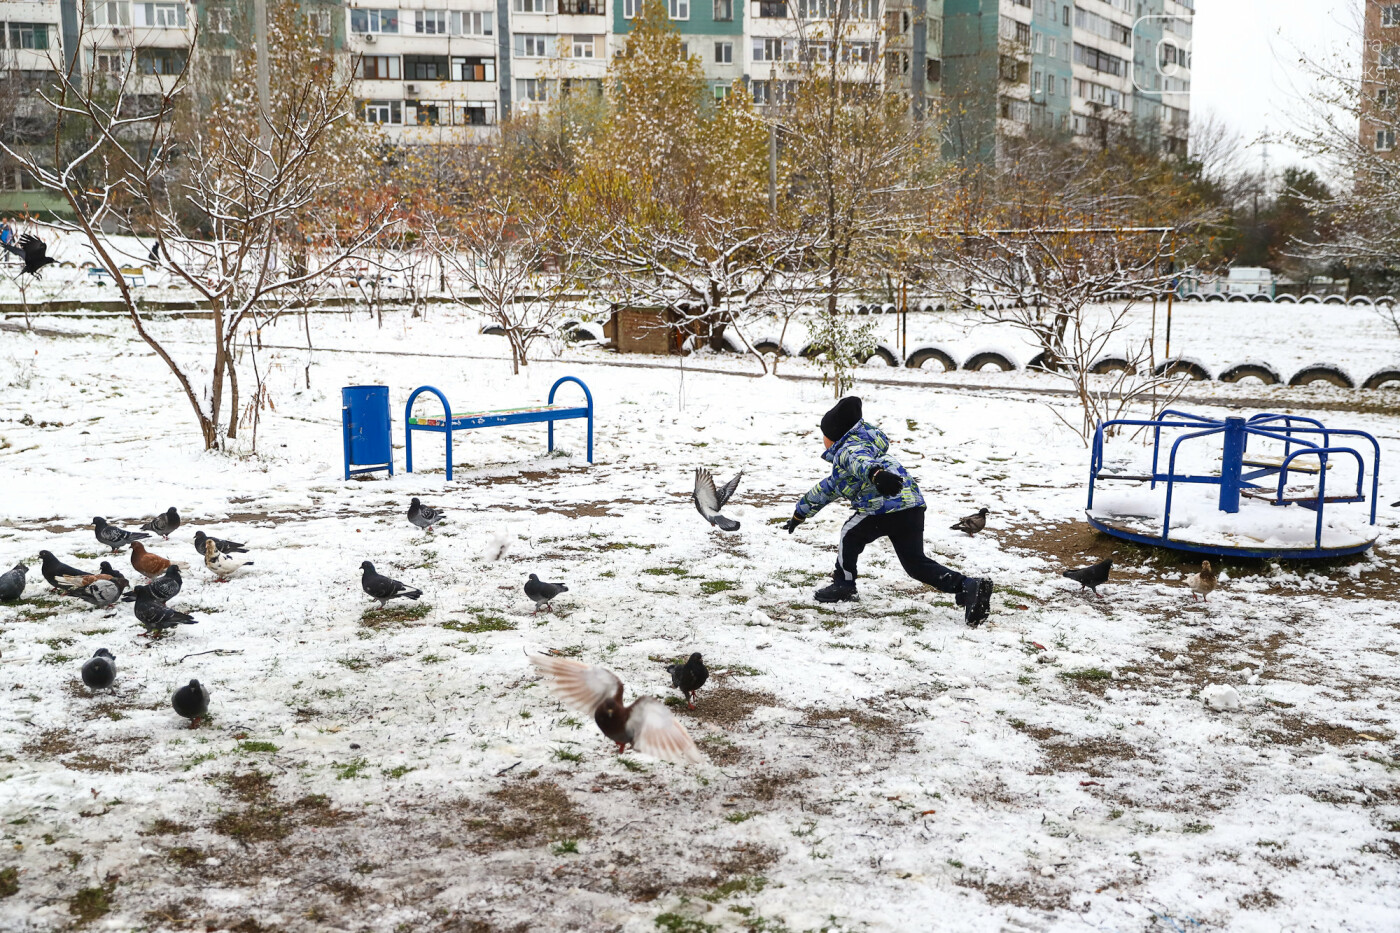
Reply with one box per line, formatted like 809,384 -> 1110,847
204,539 -> 253,581
124,565 -> 181,604
140,507 -> 181,539
951,508 -> 990,536
1,233 -> 55,277
172,679 -> 209,728
55,560 -> 128,592
528,655 -> 702,763
65,579 -> 126,612
129,541 -> 176,580
1187,560 -> 1218,602
0,563 -> 27,601
81,649 -> 116,690
524,574 -> 568,614
1062,558 -> 1112,598
93,516 -> 150,553
130,584 -> 198,635
693,468 -> 742,532
666,652 -> 709,710
193,531 -> 248,556
359,561 -> 422,608
38,551 -> 89,591
407,497 -> 446,533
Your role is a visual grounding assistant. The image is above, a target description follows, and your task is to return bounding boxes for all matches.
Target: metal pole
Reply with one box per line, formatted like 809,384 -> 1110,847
1164,232 -> 1176,360
254,0 -> 270,135
1219,417 -> 1247,514
768,125 -> 777,215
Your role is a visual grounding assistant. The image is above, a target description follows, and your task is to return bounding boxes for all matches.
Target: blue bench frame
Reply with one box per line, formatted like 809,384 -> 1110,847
404,376 -> 593,481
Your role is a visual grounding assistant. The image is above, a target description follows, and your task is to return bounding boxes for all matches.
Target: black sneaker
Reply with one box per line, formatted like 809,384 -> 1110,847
814,580 -> 858,603
962,577 -> 992,627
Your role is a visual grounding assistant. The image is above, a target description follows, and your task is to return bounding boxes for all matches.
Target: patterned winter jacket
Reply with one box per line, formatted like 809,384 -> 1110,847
794,421 -> 925,519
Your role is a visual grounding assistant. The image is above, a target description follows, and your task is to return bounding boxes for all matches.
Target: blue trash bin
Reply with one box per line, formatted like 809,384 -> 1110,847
342,385 -> 393,480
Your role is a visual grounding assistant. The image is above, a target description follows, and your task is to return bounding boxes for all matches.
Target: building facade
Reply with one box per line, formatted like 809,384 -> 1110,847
1363,0 -> 1400,156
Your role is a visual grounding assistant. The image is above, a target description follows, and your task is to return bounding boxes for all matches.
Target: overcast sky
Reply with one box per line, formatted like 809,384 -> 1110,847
1192,0 -> 1361,178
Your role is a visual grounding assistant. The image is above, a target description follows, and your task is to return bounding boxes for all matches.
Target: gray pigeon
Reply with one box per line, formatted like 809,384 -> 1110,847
93,516 -> 150,552
130,584 -> 198,635
81,649 -> 116,690
408,497 -> 446,532
693,468 -> 741,532
359,561 -> 422,609
172,679 -> 209,728
123,565 -> 181,604
951,508 -> 990,536
1063,558 -> 1112,598
193,531 -> 248,555
140,507 -> 180,539
0,563 -> 26,601
66,579 -> 125,612
524,573 -> 568,614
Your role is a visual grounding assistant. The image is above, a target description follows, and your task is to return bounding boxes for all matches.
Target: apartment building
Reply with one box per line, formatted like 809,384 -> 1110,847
943,0 -> 1191,163
1363,0 -> 1400,157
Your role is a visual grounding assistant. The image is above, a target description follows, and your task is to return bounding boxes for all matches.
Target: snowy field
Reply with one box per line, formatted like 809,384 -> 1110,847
1,308 -> 1399,932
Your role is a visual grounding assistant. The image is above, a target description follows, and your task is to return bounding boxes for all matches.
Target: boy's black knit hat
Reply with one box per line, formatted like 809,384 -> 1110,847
820,396 -> 862,441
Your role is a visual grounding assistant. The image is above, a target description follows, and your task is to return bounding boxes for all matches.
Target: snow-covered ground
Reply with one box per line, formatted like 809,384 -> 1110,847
1,308 -> 1399,932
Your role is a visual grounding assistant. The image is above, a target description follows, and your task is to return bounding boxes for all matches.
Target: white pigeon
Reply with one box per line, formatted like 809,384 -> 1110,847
693,467 -> 742,532
204,539 -> 253,581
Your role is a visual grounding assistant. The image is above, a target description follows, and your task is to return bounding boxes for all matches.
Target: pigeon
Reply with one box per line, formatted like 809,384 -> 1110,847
0,563 -> 27,601
666,652 -> 709,710
407,497 -> 446,533
524,573 -> 568,614
1,233 -> 55,276
692,467 -> 741,532
65,578 -> 126,611
192,531 -> 248,556
55,560 -> 128,591
81,649 -> 116,690
123,565 -> 181,604
130,584 -> 198,635
951,508 -> 990,536
93,516 -> 150,553
140,507 -> 181,539
528,655 -> 702,763
171,679 -> 209,728
1186,560 -> 1218,602
129,541 -> 176,579
38,550 -> 89,591
359,561 -> 422,608
1062,558 -> 1112,598
204,539 -> 252,581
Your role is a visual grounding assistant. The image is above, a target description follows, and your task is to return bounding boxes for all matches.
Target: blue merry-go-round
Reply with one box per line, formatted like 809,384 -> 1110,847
1085,410 -> 1380,560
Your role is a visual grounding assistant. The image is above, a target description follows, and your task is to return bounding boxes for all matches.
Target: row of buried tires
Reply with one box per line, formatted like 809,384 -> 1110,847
1181,293 -> 1395,306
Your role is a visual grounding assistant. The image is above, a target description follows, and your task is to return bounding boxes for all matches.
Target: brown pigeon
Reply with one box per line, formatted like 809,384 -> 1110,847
130,541 -> 175,579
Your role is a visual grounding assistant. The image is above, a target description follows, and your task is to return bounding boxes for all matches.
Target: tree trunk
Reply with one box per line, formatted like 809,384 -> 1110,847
208,309 -> 227,451
225,345 -> 240,441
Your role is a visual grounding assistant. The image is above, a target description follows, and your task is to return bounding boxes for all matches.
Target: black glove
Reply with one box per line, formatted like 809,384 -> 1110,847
783,516 -> 804,534
871,468 -> 903,496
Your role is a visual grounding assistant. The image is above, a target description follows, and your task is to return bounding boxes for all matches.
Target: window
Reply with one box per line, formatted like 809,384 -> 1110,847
451,11 -> 493,35
570,35 -> 597,58
1378,128 -> 1396,151
87,1 -> 131,26
356,55 -> 402,79
1074,43 -> 1126,76
624,0 -> 640,17
1382,45 -> 1400,70
800,40 -> 831,63
308,9 -> 332,36
7,23 -> 49,49
926,58 -> 941,82
452,56 -> 496,81
714,0 -> 733,21
208,5 -> 231,34
758,1 -> 787,18
850,0 -> 876,19
1380,87 -> 1397,108
405,55 -> 448,79
516,77 -> 552,103
715,41 -> 732,64
1062,4 -> 1069,26
668,0 -> 689,20
798,0 -> 835,18
679,42 -> 688,59
361,100 -> 402,124
415,11 -> 448,34
843,41 -> 872,64
133,2 -> 185,27
1033,70 -> 1042,94
210,53 -> 232,81
1073,7 -> 1131,45
91,51 -> 126,72
561,0 -> 604,12
515,34 -> 555,57
351,9 -> 399,33
563,78 -> 603,98
751,80 -> 769,105
136,46 -> 185,74
714,84 -> 729,100
1384,5 -> 1400,27
752,38 -> 794,62
514,0 -> 557,12
1061,76 -> 1069,97
458,102 -> 496,125
1048,38 -> 1056,58
1033,33 -> 1042,54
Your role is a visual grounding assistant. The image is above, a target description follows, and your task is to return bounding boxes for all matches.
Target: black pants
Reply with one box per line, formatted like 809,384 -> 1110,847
835,507 -> 964,593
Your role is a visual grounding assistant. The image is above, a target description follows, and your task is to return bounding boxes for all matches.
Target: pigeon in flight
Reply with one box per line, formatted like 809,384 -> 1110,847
666,652 -> 709,710
693,468 -> 741,532
204,539 -> 253,581
93,516 -> 150,553
140,507 -> 181,539
65,578 -> 126,612
2,233 -> 55,276
129,541 -> 177,579
0,563 -> 27,601
359,561 -> 422,609
123,565 -> 181,604
408,497 -> 446,533
524,573 -> 568,614
130,584 -> 198,635
172,679 -> 209,728
81,649 -> 116,690
1063,558 -> 1112,598
528,655 -> 702,763
951,508 -> 990,536
193,531 -> 248,556
38,550 -> 89,591
1187,560 -> 1218,602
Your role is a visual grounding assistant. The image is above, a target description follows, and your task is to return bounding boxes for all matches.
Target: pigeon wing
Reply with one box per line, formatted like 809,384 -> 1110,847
693,468 -> 720,514
715,471 -> 742,509
529,655 -> 620,714
19,234 -> 44,260
627,698 -> 703,764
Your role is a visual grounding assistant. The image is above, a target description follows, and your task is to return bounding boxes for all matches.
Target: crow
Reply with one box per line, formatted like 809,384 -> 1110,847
2,233 -> 55,277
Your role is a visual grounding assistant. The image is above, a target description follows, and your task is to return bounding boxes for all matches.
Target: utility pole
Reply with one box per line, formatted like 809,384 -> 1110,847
768,124 -> 777,215
253,0 -> 270,137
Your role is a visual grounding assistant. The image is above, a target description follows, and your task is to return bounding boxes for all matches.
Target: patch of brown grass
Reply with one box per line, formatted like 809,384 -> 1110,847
464,779 -> 592,850
678,685 -> 777,729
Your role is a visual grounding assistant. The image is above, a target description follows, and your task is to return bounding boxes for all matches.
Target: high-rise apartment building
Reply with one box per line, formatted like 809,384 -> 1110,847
1363,0 -> 1400,157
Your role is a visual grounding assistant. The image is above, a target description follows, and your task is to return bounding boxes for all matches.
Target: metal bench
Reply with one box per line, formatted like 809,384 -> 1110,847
404,376 -> 593,481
